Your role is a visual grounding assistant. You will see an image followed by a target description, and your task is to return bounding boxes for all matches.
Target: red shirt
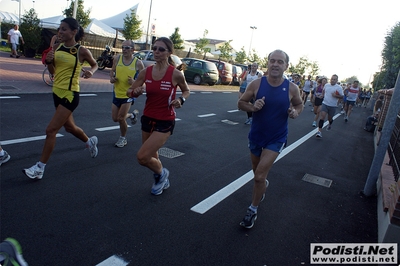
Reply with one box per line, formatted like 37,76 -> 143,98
143,65 -> 177,120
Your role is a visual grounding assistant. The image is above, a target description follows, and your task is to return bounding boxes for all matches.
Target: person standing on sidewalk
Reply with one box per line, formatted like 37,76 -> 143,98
315,74 -> 344,138
23,17 -> 99,180
237,49 -> 303,228
127,37 -> 190,196
109,40 -> 145,148
7,25 -> 24,58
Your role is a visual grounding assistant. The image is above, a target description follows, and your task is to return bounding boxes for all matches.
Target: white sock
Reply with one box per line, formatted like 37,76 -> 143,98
38,161 -> 46,169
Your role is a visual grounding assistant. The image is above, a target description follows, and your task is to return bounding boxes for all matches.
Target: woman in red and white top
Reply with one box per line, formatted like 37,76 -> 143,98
127,37 -> 190,196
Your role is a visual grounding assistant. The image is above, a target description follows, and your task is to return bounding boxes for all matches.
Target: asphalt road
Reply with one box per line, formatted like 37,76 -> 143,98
0,90 -> 379,265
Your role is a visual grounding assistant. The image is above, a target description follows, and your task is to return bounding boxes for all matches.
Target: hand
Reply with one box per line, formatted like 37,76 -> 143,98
170,98 -> 183,108
127,86 -> 144,98
127,76 -> 134,85
46,50 -> 54,62
81,69 -> 93,79
288,108 -> 299,119
253,96 -> 265,111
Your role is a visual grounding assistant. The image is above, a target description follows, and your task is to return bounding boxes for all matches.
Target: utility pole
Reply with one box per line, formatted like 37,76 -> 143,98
73,0 -> 78,19
248,26 -> 257,59
145,0 -> 153,49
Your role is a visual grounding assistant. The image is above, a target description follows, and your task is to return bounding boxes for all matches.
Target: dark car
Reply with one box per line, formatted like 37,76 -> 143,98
181,58 -> 219,86
231,65 -> 243,86
206,59 -> 233,85
133,50 -> 182,67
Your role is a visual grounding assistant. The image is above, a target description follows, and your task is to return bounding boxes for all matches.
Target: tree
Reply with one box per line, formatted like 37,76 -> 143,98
372,21 -> 400,90
194,29 -> 210,59
288,56 -> 320,76
121,9 -> 142,41
247,49 -> 261,64
169,27 -> 184,50
19,8 -> 41,55
235,47 -> 247,64
218,40 -> 233,61
63,0 -> 91,29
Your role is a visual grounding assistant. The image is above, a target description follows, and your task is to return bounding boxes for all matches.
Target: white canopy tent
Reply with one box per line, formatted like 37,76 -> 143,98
100,4 -> 138,30
0,11 -> 19,24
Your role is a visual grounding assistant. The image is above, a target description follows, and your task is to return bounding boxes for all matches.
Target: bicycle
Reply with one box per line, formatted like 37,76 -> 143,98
42,66 -> 54,86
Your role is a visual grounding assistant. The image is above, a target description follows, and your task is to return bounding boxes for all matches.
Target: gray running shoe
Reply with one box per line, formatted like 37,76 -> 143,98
23,163 -> 44,179
88,136 -> 98,158
151,168 -> 170,195
130,109 -> 139,125
316,131 -> 322,138
240,208 -> 257,229
115,137 -> 127,148
0,150 -> 10,166
326,125 -> 332,131
0,238 -> 28,266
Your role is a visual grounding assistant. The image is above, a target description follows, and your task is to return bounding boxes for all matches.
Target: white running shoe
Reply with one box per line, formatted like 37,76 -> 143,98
0,150 -> 10,166
88,136 -> 98,158
130,109 -> 139,125
115,137 -> 127,148
23,163 -> 44,179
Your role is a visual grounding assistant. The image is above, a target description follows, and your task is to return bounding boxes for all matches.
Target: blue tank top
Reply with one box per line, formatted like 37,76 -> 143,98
249,77 -> 290,146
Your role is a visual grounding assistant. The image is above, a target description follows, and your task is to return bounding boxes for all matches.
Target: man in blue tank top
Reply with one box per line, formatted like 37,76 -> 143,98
238,49 -> 304,228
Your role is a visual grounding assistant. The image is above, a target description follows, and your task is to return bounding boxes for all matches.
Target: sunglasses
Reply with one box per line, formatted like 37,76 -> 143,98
122,46 -> 132,50
152,46 -> 167,52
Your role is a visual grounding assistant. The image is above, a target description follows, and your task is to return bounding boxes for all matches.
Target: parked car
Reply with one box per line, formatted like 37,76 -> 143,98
235,63 -> 248,72
206,59 -> 233,85
133,50 -> 182,67
181,58 -> 219,86
231,65 -> 243,86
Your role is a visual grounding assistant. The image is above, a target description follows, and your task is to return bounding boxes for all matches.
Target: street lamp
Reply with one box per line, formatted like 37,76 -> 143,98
248,26 -> 257,57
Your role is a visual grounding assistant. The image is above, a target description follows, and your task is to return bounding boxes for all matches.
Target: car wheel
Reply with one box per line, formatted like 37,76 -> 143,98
193,75 -> 202,85
208,82 -> 216,86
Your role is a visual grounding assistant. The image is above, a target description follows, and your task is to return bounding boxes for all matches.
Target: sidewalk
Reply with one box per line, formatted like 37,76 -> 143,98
0,51 -> 234,94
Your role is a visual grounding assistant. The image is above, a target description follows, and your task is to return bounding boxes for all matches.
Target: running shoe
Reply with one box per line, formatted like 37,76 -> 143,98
344,116 -> 348,122
244,118 -> 251,125
87,136 -> 98,158
316,131 -> 322,138
151,168 -> 170,195
0,238 -> 28,266
115,137 -> 127,148
260,179 -> 270,202
0,150 -> 10,166
312,121 -> 317,127
240,208 -> 257,229
326,125 -> 332,131
130,109 -> 139,125
23,163 -> 44,179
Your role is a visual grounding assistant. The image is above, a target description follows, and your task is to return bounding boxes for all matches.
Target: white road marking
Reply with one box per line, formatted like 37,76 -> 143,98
221,119 -> 238,125
198,113 -> 216,118
200,92 -> 213,94
96,255 -> 128,266
227,109 -> 239,113
1,134 -> 64,145
190,113 -> 341,214
0,96 -> 20,99
80,94 -> 97,97
95,125 -> 131,131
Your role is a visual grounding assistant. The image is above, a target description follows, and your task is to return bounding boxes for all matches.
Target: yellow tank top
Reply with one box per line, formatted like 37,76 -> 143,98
114,55 -> 138,98
53,43 -> 82,99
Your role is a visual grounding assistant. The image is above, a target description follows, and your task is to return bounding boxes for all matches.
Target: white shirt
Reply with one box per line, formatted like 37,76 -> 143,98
322,83 -> 344,107
246,71 -> 261,84
346,86 -> 360,101
8,29 -> 22,44
303,79 -> 313,92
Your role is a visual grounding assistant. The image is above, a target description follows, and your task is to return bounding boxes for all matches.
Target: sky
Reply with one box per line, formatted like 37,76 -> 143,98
1,0 -> 399,85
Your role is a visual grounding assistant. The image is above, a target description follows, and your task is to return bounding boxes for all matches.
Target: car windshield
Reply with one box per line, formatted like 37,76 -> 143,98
133,51 -> 148,60
205,62 -> 218,71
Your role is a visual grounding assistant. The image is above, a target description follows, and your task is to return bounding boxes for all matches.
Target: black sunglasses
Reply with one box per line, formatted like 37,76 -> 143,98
122,46 -> 132,50
152,46 -> 167,52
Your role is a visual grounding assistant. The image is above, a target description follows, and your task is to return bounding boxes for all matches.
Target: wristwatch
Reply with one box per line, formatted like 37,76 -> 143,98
179,96 -> 186,105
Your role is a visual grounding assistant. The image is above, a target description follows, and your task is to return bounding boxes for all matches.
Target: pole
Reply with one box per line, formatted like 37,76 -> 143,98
248,26 -> 257,58
19,0 -> 21,25
73,0 -> 78,19
145,0 -> 153,49
362,71 -> 400,196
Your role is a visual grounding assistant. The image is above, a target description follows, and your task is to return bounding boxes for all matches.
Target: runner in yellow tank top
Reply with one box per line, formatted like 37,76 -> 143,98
109,40 -> 145,148
23,17 -> 99,180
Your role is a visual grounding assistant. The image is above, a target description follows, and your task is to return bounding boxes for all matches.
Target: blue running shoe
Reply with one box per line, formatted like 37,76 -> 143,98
240,208 -> 257,229
0,238 -> 28,266
151,168 -> 170,195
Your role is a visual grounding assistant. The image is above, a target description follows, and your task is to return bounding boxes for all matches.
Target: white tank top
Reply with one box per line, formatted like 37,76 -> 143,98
247,72 -> 259,83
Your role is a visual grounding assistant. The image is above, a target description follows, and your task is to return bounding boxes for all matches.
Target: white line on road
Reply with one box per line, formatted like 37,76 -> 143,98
95,125 -> 132,131
190,113 -> 341,214
0,96 -> 20,99
96,255 -> 128,266
198,113 -> 216,118
227,109 -> 239,113
1,134 -> 64,145
80,94 -> 98,97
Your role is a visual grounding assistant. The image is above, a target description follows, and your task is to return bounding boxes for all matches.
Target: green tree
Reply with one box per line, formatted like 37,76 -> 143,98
372,21 -> 400,90
235,47 -> 247,64
247,49 -> 261,64
219,40 -> 233,61
288,56 -> 320,76
169,27 -> 184,50
194,29 -> 210,59
19,8 -> 41,53
121,9 -> 142,41
63,0 -> 91,28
